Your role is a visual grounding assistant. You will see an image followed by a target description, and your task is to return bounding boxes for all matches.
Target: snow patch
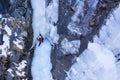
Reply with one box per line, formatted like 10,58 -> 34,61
4,25 -> 12,35
0,35 -> 10,57
16,60 -> 27,71
7,68 -> 14,77
15,60 -> 27,77
0,14 -> 2,18
0,19 -> 12,58
61,38 -> 80,54
13,39 -> 23,50
15,32 -> 17,37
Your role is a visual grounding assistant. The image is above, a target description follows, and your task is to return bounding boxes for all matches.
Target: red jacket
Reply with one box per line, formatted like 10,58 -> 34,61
37,38 -> 43,42
37,34 -> 43,42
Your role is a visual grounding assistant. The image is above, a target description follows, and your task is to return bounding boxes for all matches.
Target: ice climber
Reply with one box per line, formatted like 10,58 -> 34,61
37,34 -> 44,46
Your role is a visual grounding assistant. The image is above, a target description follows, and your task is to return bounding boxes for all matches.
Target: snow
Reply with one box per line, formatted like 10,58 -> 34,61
31,39 -> 53,80
0,34 -> 10,57
4,25 -> 12,36
31,0 -> 59,80
0,14 -> 2,18
46,0 -> 58,24
7,68 -> 14,77
15,32 -> 17,36
94,7 -> 120,56
88,43 -> 116,70
61,38 -> 80,54
15,71 -> 26,77
13,39 -> 23,50
66,3 -> 120,80
0,18 -> 12,58
67,0 -> 84,35
17,60 -> 27,71
66,43 -> 118,80
31,0 -> 59,48
15,60 -> 27,77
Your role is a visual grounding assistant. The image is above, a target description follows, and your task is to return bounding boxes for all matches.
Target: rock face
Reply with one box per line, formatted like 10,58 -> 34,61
0,0 -> 10,14
0,0 -> 33,80
51,0 -> 120,80
0,0 -> 120,80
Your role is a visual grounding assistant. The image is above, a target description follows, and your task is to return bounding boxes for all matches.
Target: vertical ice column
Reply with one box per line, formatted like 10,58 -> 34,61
31,39 -> 53,80
31,0 -> 59,79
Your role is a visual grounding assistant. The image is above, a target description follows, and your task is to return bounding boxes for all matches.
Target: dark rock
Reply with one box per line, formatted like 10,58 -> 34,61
0,0 -> 10,14
0,0 -> 33,80
0,30 -> 4,45
12,7 -> 26,17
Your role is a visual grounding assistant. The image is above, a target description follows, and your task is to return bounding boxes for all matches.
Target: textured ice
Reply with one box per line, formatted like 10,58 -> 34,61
31,39 -> 53,80
46,0 -> 59,44
66,42 -> 118,80
31,0 -> 59,80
